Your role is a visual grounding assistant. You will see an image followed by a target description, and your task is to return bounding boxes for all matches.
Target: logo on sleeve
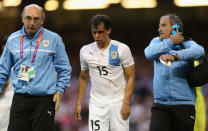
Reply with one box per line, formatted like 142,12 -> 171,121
43,40 -> 50,48
89,51 -> 93,56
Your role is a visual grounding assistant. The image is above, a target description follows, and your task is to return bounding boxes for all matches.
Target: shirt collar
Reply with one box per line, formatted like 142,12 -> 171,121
21,26 -> 44,40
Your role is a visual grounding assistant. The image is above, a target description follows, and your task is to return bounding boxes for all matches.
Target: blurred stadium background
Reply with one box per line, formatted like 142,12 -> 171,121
1,0 -> 208,131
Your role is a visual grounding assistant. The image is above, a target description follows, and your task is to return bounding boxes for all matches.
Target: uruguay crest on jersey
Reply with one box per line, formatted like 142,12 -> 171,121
111,51 -> 118,59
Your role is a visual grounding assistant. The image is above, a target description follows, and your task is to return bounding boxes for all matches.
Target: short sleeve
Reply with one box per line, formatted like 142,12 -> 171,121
80,46 -> 89,71
119,44 -> 134,68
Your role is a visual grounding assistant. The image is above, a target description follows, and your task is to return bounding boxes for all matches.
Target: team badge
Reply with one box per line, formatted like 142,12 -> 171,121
42,40 -> 50,48
111,51 -> 118,59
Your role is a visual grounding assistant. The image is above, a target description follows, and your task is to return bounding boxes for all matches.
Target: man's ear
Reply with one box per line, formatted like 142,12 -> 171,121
107,28 -> 111,34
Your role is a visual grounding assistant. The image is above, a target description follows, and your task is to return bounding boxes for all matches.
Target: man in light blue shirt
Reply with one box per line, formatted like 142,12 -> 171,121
144,14 -> 204,131
0,4 -> 72,131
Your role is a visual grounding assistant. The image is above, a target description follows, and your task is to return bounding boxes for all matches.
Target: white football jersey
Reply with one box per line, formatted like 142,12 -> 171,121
80,40 -> 134,106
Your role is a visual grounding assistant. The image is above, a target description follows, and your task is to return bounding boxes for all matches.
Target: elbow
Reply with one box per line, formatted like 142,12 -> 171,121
144,47 -> 158,61
202,48 -> 205,57
194,47 -> 205,60
144,49 -> 153,61
144,53 -> 155,61
198,46 -> 205,58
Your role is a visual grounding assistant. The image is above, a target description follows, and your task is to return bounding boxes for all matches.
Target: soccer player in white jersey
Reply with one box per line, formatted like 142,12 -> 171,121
74,14 -> 135,131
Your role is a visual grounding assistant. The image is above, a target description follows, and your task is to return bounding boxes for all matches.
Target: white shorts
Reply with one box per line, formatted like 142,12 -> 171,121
88,102 -> 129,131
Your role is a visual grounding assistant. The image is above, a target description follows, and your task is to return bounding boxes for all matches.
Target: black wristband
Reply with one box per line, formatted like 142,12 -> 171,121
172,54 -> 178,61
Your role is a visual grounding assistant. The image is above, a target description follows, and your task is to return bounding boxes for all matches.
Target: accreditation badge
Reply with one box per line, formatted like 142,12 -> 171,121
28,66 -> 35,79
18,65 -> 35,82
18,65 -> 29,82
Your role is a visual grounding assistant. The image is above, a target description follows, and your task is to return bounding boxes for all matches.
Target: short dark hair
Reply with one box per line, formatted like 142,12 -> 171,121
90,14 -> 111,29
162,13 -> 183,32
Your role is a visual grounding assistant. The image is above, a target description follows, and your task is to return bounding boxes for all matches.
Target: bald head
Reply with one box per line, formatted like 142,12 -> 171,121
22,4 -> 45,37
22,4 -> 45,21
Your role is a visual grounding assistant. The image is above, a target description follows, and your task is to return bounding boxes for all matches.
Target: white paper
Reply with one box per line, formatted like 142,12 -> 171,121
160,58 -> 171,67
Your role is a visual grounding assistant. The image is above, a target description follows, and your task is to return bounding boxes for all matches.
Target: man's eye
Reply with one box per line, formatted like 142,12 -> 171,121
25,16 -> 32,21
98,31 -> 104,34
33,17 -> 40,22
92,31 -> 104,34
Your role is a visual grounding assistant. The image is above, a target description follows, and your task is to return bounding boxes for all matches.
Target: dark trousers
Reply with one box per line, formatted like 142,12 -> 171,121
8,93 -> 55,131
150,103 -> 195,131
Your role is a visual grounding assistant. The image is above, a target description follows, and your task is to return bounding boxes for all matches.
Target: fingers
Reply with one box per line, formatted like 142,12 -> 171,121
74,105 -> 82,121
160,54 -> 176,62
177,32 -> 182,35
170,33 -> 184,44
53,92 -> 61,112
122,112 -> 130,120
55,99 -> 60,112
121,104 -> 130,120
74,112 -> 82,121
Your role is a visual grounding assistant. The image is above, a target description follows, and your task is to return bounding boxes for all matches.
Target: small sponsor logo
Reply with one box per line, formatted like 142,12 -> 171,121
190,116 -> 195,120
47,111 -> 52,116
89,52 -> 93,56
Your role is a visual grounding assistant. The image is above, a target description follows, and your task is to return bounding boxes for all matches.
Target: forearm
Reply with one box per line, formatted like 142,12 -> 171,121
54,36 -> 72,92
123,76 -> 135,105
145,38 -> 172,60
177,44 -> 205,61
76,73 -> 89,106
76,82 -> 87,106
123,65 -> 135,105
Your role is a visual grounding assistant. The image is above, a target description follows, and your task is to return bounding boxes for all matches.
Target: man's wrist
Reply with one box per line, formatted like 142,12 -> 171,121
76,102 -> 82,107
172,54 -> 179,61
123,101 -> 130,105
57,91 -> 63,97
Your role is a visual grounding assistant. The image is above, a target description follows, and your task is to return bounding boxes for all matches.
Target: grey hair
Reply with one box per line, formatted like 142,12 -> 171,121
162,13 -> 183,32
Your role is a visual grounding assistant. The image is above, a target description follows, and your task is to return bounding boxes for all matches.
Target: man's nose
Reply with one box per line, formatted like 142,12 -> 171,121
158,27 -> 161,33
95,33 -> 100,37
30,19 -> 35,25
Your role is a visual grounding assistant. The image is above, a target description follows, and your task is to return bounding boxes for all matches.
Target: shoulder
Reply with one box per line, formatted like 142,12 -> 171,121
183,39 -> 197,45
43,28 -> 62,39
81,42 -> 95,51
7,30 -> 21,42
111,40 -> 128,48
80,42 -> 96,54
151,37 -> 161,42
111,40 -> 131,52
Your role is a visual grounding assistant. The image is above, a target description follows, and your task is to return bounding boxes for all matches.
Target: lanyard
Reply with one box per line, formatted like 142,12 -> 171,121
20,30 -> 44,64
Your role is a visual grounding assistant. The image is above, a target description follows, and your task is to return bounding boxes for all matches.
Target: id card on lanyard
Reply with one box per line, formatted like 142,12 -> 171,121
18,29 -> 44,82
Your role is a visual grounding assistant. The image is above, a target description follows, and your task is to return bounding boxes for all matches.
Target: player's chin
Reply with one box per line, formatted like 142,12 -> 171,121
96,40 -> 102,44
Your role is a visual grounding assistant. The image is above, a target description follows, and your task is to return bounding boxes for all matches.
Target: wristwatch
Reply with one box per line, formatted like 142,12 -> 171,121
172,54 -> 179,61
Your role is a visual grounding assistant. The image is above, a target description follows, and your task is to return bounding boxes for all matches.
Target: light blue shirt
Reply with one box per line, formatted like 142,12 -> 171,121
144,37 -> 205,105
0,26 -> 72,95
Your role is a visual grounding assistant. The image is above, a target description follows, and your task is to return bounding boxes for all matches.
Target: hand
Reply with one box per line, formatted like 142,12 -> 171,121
170,32 -> 184,45
121,103 -> 130,120
0,81 -> 10,97
53,91 -> 62,112
160,54 -> 175,62
74,104 -> 82,121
